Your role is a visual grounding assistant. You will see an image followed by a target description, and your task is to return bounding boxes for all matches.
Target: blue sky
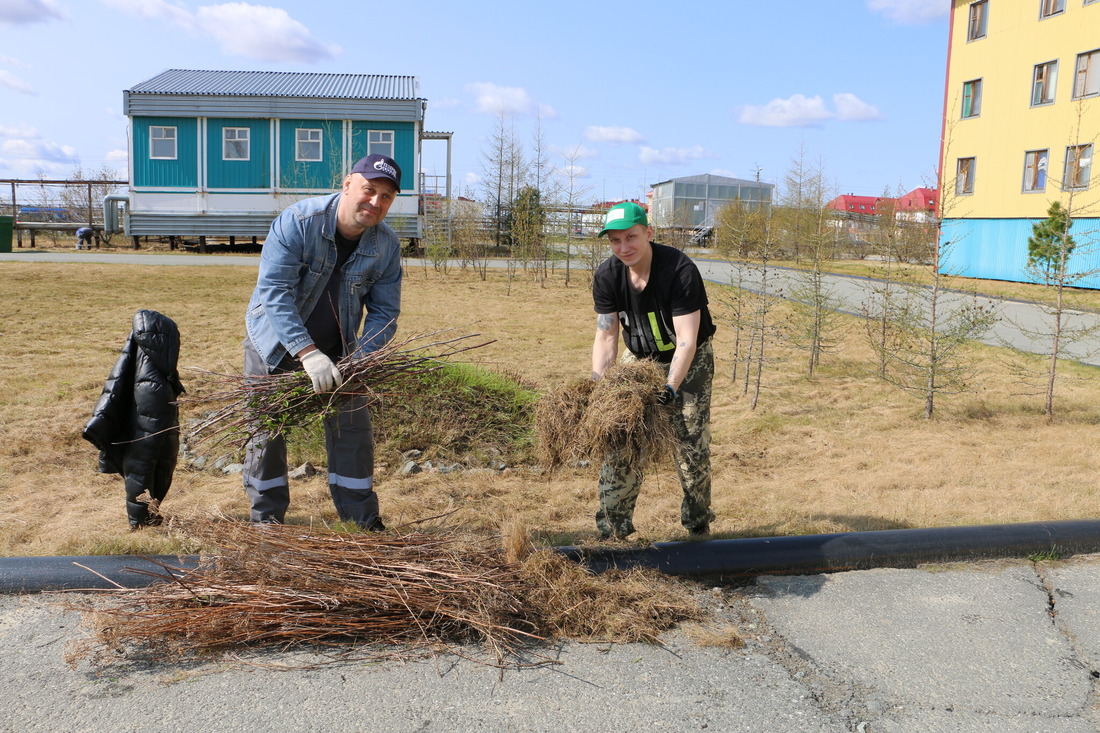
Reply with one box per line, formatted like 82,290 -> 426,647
0,0 -> 949,203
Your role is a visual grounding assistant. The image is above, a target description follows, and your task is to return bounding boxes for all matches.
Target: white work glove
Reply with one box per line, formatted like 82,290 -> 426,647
300,349 -> 342,394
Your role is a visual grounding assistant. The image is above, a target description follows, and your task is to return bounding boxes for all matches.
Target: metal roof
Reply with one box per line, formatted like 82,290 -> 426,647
128,69 -> 421,100
651,173 -> 775,188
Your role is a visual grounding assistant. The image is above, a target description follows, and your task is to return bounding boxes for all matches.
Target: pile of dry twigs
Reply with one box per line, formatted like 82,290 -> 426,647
535,360 -> 678,470
184,331 -> 492,457
68,519 -> 701,667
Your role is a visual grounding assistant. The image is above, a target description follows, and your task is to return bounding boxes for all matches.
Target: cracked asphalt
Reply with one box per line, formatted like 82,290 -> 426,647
5,555 -> 1100,732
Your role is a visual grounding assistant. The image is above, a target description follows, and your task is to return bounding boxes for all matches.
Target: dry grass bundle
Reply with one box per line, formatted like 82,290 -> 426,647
518,550 -> 703,643
73,519 -> 540,665
535,360 -> 677,470
184,331 -> 492,457
68,519 -> 704,667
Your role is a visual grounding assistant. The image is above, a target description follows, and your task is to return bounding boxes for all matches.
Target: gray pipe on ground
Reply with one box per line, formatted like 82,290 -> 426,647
3,519 -> 1099,594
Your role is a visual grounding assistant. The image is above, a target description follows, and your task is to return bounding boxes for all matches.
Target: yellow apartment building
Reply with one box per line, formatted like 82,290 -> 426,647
941,0 -> 1100,284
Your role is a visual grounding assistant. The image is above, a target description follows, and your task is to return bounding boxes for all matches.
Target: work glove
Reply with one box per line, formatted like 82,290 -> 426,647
300,350 -> 343,394
657,384 -> 678,406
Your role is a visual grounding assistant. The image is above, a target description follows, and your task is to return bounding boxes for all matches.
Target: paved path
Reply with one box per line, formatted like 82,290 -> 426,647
4,555 -> 1100,731
5,250 -> 1099,367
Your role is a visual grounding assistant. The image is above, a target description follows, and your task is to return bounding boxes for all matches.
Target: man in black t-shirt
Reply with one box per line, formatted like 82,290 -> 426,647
591,202 -> 716,539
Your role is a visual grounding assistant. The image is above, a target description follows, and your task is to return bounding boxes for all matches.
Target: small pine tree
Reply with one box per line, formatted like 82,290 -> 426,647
1027,201 -> 1075,285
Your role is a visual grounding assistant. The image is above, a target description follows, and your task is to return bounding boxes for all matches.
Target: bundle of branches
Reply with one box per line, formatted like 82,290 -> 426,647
68,519 -> 703,668
535,360 -> 677,470
73,519 -> 541,665
184,331 -> 493,457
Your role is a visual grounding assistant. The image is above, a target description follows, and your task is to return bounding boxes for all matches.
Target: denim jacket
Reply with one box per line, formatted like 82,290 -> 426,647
245,192 -> 402,369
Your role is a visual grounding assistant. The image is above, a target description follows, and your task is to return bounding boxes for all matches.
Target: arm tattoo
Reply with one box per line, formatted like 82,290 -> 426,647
596,313 -> 615,331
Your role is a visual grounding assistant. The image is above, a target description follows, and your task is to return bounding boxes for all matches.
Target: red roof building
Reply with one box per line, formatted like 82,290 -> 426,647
827,194 -> 891,215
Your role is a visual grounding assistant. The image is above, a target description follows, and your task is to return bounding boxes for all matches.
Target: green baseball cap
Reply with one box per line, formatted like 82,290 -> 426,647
598,202 -> 648,237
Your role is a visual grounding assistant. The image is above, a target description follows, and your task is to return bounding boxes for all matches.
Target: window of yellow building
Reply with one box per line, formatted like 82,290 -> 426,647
1032,61 -> 1058,106
962,79 -> 983,118
968,1 -> 988,41
1073,50 -> 1100,99
1063,145 -> 1093,190
1023,150 -> 1049,192
957,158 -> 976,195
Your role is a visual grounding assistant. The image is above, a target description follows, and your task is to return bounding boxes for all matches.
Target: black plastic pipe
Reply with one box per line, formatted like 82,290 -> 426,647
0,554 -> 199,594
557,519 -> 1100,582
4,519 -> 1100,593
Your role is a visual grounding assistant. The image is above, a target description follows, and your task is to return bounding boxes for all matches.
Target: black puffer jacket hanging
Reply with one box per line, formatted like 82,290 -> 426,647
83,309 -> 185,528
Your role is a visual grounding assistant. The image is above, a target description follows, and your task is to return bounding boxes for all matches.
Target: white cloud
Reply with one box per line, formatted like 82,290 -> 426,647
553,163 -> 589,180
0,129 -> 79,176
464,171 -> 482,187
0,0 -> 65,24
196,3 -> 340,63
466,82 -> 534,116
737,92 -> 884,127
557,143 -> 598,161
105,149 -> 129,163
431,96 -> 462,110
867,0 -> 947,24
0,55 -> 30,69
100,0 -> 339,63
638,145 -> 714,166
537,103 -> 557,119
737,94 -> 832,127
584,126 -> 643,145
833,92 -> 885,121
0,70 -> 35,95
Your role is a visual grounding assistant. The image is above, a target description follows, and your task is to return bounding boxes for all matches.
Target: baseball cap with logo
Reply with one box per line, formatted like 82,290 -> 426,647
598,202 -> 648,237
350,154 -> 402,192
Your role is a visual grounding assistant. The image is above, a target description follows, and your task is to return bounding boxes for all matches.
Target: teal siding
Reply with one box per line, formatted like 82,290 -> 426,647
350,121 -> 414,191
940,217 -> 1100,289
132,117 -> 198,188
278,119 -> 343,189
206,118 -> 270,189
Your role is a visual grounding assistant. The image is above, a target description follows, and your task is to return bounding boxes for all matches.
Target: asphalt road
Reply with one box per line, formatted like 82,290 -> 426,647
5,249 -> 1098,367
4,555 -> 1100,731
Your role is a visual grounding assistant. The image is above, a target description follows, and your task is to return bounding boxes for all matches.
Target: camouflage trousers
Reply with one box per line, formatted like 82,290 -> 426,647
596,339 -> 715,538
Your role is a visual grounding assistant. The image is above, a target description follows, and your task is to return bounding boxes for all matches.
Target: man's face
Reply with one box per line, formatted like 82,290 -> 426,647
338,173 -> 397,236
605,223 -> 652,268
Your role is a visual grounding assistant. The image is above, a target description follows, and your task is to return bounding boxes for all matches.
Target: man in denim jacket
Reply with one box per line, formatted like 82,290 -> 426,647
242,153 -> 403,529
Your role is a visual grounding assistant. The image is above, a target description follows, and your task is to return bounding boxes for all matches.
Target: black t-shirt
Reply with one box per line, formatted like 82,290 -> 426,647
304,231 -> 359,361
592,242 -> 716,363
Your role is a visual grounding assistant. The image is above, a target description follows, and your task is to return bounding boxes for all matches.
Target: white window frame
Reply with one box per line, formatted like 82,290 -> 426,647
1073,49 -> 1100,99
150,126 -> 177,160
295,128 -> 323,162
1031,61 -> 1058,106
956,157 -> 976,195
1064,144 -> 1093,190
223,127 -> 250,161
367,129 -> 394,158
962,79 -> 982,118
1023,149 -> 1049,192
968,1 -> 988,41
1040,0 -> 1066,17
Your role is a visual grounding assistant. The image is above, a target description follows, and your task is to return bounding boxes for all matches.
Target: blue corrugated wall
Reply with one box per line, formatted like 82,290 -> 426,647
206,118 -> 270,189
940,217 -> 1100,289
279,119 -> 343,190
350,121 -> 414,192
132,117 -> 198,188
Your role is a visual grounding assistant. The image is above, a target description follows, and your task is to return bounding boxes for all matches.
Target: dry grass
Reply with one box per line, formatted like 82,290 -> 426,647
3,260 -> 1100,557
535,360 -> 676,470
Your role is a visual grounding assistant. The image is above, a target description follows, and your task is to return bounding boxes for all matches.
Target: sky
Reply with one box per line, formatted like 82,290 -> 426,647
0,0 -> 950,204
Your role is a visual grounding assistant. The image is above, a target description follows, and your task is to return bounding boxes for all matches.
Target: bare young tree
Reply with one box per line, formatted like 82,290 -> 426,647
556,144 -> 593,287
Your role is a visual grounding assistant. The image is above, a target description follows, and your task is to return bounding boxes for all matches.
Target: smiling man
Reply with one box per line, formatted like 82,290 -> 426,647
590,201 -> 717,540
241,154 -> 402,530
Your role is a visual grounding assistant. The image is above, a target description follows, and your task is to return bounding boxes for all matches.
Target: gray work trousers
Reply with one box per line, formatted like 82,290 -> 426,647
242,339 -> 379,527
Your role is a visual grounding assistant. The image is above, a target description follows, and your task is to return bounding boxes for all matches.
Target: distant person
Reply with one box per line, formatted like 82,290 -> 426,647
242,154 -> 403,530
589,202 -> 717,539
75,226 -> 93,250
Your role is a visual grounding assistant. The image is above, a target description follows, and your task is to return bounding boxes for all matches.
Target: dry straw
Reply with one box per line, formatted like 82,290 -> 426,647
67,519 -> 701,667
535,360 -> 678,470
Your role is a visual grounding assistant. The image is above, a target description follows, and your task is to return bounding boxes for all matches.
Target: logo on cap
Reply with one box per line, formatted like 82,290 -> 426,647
373,159 -> 398,178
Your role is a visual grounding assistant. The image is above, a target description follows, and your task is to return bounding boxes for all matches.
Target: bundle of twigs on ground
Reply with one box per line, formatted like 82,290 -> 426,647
68,519 -> 701,667
535,360 -> 677,470
184,331 -> 493,457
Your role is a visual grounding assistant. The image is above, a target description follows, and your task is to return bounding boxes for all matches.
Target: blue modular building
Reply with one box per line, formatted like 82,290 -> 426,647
108,68 -> 450,243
